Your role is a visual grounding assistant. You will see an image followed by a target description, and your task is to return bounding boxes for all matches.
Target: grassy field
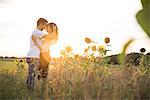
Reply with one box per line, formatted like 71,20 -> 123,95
0,38 -> 150,100
0,56 -> 150,100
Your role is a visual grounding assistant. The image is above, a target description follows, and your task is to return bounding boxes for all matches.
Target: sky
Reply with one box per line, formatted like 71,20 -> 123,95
0,0 -> 150,57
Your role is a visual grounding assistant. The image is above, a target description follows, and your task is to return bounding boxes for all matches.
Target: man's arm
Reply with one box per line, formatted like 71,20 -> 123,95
32,35 -> 42,50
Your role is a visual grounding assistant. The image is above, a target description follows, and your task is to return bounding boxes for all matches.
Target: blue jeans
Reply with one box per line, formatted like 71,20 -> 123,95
26,58 -> 40,75
26,58 -> 40,90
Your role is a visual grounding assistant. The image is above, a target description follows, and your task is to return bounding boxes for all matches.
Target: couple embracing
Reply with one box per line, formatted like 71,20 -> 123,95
26,18 -> 58,90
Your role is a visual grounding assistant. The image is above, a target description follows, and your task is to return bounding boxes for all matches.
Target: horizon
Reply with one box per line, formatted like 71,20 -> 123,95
0,51 -> 149,58
0,0 -> 150,57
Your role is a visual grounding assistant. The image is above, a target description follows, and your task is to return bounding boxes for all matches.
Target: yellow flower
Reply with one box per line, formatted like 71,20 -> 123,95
60,50 -> 66,56
15,59 -> 19,64
104,37 -> 110,44
74,54 -> 79,59
84,48 -> 88,53
98,45 -> 105,52
65,46 -> 73,53
92,46 -> 97,51
85,37 -> 92,44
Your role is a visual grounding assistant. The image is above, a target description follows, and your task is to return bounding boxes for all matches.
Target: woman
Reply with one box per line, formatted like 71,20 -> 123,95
39,23 -> 58,78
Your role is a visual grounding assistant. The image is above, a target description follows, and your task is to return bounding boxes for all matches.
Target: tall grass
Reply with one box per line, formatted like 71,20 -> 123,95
0,37 -> 150,100
0,57 -> 150,100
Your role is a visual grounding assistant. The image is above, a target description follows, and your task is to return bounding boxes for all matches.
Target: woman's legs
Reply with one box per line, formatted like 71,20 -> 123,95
39,52 -> 50,78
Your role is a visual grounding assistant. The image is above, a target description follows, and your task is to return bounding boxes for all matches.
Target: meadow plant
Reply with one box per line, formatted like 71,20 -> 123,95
0,37 -> 149,100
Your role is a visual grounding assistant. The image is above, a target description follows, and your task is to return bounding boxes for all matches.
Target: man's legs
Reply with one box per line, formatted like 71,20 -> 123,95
26,58 -> 40,91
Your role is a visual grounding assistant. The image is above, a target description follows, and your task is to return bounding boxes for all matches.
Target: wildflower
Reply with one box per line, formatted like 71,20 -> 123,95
140,48 -> 146,53
85,37 -> 92,44
92,46 -> 97,51
60,50 -> 66,57
60,50 -> 65,55
98,45 -> 105,52
84,48 -> 88,53
65,46 -> 73,53
104,37 -> 110,44
15,59 -> 19,64
74,54 -> 79,59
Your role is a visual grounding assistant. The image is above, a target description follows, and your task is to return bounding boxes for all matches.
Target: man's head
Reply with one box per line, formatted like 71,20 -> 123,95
37,18 -> 48,30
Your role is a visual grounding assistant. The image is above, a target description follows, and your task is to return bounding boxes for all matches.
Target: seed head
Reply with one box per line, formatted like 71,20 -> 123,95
140,48 -> 146,53
104,37 -> 110,44
92,46 -> 97,51
85,37 -> 92,44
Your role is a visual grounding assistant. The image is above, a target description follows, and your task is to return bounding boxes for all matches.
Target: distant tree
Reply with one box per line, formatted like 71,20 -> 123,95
10,57 -> 15,59
125,53 -> 141,66
107,53 -> 142,66
5,56 -> 9,58
146,52 -> 150,56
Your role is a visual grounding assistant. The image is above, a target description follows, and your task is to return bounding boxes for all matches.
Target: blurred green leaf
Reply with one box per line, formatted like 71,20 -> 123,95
119,39 -> 134,65
122,39 -> 134,53
136,0 -> 150,38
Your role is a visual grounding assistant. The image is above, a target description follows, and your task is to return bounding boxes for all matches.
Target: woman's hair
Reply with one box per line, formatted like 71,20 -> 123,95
47,22 -> 58,44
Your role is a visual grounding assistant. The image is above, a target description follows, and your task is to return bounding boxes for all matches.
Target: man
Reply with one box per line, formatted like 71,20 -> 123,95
26,18 -> 48,91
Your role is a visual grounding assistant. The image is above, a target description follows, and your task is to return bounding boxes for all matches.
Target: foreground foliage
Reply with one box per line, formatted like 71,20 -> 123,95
0,57 -> 150,100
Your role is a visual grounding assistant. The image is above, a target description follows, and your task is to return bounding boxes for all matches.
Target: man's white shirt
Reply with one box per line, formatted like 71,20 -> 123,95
27,29 -> 45,58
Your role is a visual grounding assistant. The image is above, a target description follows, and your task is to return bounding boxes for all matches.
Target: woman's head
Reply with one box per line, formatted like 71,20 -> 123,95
46,23 -> 53,33
46,23 -> 58,44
